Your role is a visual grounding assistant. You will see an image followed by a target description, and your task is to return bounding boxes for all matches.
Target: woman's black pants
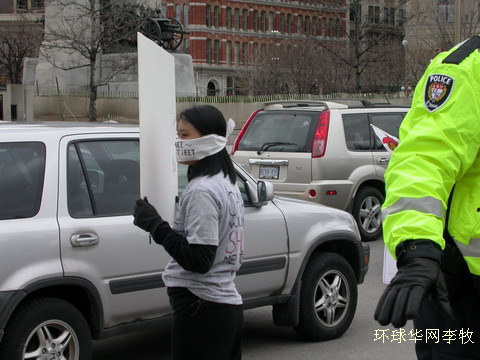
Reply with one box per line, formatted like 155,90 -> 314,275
168,287 -> 243,360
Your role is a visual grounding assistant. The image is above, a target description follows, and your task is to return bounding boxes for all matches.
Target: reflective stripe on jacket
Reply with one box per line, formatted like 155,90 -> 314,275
382,35 -> 480,276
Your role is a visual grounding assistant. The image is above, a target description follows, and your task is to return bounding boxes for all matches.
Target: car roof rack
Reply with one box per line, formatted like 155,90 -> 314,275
313,98 -> 410,108
262,100 -> 348,110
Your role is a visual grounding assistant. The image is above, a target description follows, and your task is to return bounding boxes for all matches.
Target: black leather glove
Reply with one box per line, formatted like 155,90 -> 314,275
133,197 -> 165,234
374,240 -> 453,328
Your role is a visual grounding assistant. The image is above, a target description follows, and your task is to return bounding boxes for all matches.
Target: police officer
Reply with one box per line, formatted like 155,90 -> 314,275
375,35 -> 480,359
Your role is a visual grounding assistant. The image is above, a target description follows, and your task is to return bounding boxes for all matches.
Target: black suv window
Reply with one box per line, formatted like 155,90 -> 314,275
343,112 -> 405,152
343,114 -> 370,151
0,142 -> 45,220
67,140 -> 140,217
237,111 -> 317,152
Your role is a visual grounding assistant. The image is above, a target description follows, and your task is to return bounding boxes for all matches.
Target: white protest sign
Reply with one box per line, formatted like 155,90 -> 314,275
383,246 -> 397,284
137,32 -> 178,224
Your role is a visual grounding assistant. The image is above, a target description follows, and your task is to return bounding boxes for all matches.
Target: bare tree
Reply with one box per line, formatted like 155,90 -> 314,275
0,19 -> 43,85
40,0 -> 152,121
281,40 -> 324,94
304,0 -> 409,93
235,45 -> 289,95
403,0 -> 480,85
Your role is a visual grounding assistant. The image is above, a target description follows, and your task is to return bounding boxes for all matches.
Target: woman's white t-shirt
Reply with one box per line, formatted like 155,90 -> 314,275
162,172 -> 244,305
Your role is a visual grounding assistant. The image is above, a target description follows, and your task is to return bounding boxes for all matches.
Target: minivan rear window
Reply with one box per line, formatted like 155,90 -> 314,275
0,142 -> 46,220
237,111 -> 317,152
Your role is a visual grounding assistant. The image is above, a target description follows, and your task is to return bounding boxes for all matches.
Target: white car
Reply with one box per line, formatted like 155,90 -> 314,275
0,122 -> 369,360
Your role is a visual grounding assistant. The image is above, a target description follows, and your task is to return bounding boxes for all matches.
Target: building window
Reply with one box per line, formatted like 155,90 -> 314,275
32,0 -> 44,10
389,8 -> 395,25
206,39 -> 211,64
183,5 -> 189,27
242,42 -> 249,65
350,2 -> 361,21
368,6 -> 380,24
234,42 -> 240,66
242,9 -> 248,31
234,9 -> 240,30
305,16 -> 310,35
298,15 -> 303,34
287,14 -> 292,35
214,6 -> 219,28
206,5 -> 211,27
328,18 -> 334,37
438,1 -> 454,23
253,11 -> 258,32
261,11 -> 266,32
226,41 -> 231,66
312,17 -> 317,36
398,9 -> 405,25
214,40 -> 220,65
226,8 -> 231,29
16,0 -> 28,11
176,5 -> 181,21
280,14 -> 285,33
268,12 -> 274,32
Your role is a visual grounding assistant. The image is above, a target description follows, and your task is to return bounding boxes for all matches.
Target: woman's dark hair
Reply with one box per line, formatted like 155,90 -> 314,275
179,105 -> 236,184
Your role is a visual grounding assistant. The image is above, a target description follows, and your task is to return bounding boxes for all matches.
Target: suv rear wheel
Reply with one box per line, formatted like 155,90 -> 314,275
0,297 -> 92,360
352,186 -> 384,242
294,252 -> 357,341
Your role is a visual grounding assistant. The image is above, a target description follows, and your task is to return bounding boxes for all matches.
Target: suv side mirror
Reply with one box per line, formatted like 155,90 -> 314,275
249,180 -> 274,207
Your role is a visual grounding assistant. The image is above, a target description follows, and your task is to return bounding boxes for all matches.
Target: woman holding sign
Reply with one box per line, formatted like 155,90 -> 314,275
133,105 -> 244,360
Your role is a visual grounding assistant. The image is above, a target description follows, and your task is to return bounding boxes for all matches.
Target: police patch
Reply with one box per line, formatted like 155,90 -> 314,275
424,74 -> 454,112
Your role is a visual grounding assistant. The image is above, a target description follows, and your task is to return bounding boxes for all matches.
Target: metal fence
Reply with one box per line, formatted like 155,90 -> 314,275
33,89 -> 412,126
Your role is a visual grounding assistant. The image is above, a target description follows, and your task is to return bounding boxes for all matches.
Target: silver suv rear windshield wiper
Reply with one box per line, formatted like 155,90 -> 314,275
257,142 -> 297,155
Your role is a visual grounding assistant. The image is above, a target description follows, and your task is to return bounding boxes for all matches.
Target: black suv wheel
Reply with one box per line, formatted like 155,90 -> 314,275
352,186 -> 384,242
0,297 -> 92,360
294,252 -> 357,341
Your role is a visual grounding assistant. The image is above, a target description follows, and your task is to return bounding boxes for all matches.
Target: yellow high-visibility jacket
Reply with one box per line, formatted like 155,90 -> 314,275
382,35 -> 480,276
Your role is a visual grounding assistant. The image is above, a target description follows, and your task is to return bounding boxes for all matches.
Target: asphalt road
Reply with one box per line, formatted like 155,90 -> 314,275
92,238 -> 417,360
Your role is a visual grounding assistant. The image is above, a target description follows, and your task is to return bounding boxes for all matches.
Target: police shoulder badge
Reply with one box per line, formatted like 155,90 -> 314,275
424,74 -> 454,112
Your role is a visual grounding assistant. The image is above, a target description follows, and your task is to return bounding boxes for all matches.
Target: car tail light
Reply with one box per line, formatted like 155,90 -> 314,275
231,109 -> 262,155
311,110 -> 330,158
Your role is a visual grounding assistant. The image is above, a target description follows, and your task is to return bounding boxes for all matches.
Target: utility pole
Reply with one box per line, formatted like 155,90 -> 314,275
454,0 -> 461,44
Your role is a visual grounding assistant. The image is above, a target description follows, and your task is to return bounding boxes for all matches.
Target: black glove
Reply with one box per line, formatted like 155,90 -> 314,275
374,240 -> 453,328
133,197 -> 165,234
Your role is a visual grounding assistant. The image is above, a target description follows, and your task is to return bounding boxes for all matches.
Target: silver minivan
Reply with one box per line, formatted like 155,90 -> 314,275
232,100 -> 409,242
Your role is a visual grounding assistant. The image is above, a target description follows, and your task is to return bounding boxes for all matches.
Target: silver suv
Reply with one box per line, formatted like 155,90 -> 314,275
232,100 -> 409,242
0,122 -> 369,360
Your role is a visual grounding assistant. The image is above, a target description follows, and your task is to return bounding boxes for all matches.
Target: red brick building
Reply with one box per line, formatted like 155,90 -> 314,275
163,0 -> 348,96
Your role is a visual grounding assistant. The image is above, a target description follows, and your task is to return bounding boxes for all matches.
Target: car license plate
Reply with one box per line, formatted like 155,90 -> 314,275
259,165 -> 279,180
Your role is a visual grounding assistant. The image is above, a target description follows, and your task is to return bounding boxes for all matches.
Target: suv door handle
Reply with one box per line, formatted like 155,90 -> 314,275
71,233 -> 99,247
249,159 -> 289,165
377,158 -> 390,165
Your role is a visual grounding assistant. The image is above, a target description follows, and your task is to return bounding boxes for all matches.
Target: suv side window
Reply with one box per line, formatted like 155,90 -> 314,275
0,142 -> 45,220
370,113 -> 404,151
342,114 -> 370,151
67,140 -> 140,217
236,176 -> 251,206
